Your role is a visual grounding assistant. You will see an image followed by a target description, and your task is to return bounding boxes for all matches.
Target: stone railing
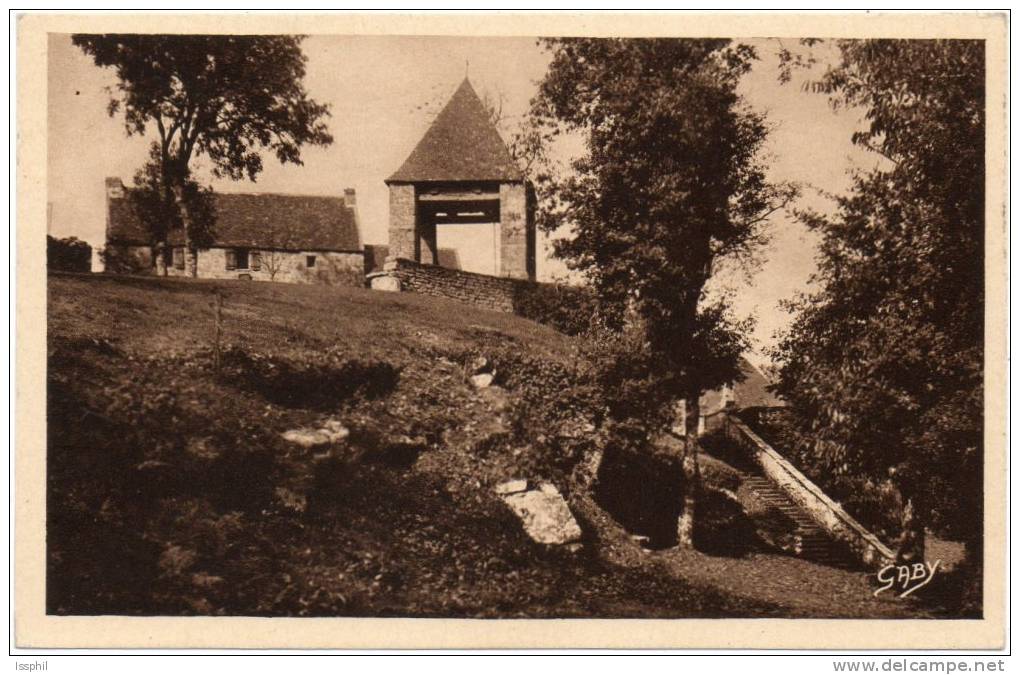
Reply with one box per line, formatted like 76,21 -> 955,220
367,258 -> 528,313
723,414 -> 896,569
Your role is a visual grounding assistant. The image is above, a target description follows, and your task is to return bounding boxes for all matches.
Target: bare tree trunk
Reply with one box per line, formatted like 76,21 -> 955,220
572,445 -> 605,493
153,241 -> 168,276
172,184 -> 198,278
676,395 -> 701,549
896,495 -> 926,565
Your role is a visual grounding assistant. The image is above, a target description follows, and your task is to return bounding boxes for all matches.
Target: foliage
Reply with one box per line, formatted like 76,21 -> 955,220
528,38 -> 793,423
739,406 -> 904,542
510,280 -> 600,337
72,34 -> 332,271
47,235 -> 92,273
770,40 -> 985,555
129,143 -> 218,250
72,34 -> 332,181
47,275 -> 786,618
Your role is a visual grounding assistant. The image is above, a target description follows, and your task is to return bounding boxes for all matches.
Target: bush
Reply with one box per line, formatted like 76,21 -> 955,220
48,235 -> 92,272
511,280 -> 600,336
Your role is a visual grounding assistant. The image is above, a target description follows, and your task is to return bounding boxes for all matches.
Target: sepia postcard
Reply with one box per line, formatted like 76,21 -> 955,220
14,11 -> 1008,650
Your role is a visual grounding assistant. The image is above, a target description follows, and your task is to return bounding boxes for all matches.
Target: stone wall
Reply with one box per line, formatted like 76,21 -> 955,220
106,244 -> 364,286
175,248 -> 364,286
370,257 -> 528,312
388,184 -> 417,262
723,414 -> 896,569
499,182 -> 529,279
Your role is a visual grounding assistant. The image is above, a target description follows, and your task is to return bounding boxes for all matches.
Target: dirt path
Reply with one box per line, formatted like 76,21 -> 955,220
648,547 -> 932,618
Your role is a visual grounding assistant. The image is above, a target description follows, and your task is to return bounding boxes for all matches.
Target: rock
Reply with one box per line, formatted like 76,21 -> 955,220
495,479 -> 529,495
498,482 -> 582,545
537,481 -> 559,496
282,428 -> 332,447
369,274 -> 400,292
321,418 -> 350,441
470,356 -> 491,374
630,534 -> 652,547
470,372 -> 495,389
281,418 -> 349,448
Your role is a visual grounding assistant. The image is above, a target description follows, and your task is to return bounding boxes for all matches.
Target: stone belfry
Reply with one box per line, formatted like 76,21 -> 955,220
385,78 -> 535,280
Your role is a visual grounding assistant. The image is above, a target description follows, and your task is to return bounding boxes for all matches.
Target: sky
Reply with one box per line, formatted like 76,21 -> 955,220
47,34 -> 875,367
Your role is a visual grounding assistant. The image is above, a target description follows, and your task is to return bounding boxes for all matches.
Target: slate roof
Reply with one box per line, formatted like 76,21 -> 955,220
387,78 -> 524,184
701,358 -> 785,414
107,187 -> 362,252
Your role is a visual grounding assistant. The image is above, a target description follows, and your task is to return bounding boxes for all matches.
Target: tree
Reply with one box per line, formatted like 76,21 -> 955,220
72,34 -> 333,276
529,38 -> 793,548
259,222 -> 297,282
128,143 -> 217,274
771,40 -> 985,564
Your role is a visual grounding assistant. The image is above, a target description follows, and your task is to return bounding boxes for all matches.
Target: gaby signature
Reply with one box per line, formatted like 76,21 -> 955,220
874,560 -> 941,598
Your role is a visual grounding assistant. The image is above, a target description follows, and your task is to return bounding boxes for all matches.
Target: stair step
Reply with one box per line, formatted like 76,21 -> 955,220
741,472 -> 850,566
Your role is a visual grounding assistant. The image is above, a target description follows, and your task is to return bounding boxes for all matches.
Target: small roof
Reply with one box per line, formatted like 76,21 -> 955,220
387,78 -> 524,184
701,358 -> 785,414
107,185 -> 362,252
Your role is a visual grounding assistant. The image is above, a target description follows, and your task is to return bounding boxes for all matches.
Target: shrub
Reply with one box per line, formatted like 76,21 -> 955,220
48,235 -> 92,272
511,280 -> 600,336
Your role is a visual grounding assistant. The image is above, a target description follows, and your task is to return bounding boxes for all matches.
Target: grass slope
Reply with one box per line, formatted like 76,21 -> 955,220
47,273 -> 936,618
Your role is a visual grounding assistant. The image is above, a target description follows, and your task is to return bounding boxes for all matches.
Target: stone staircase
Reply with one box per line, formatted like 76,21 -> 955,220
742,475 -> 849,567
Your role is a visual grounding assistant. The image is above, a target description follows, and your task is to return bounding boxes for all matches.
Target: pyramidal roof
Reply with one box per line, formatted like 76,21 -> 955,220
387,78 -> 524,183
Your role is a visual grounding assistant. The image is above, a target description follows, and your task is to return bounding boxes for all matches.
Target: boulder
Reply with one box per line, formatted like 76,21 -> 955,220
498,481 -> 582,546
369,274 -> 400,292
281,418 -> 350,448
495,479 -> 529,495
470,372 -> 495,389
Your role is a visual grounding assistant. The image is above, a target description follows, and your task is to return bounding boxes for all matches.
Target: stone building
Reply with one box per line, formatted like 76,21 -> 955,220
102,178 -> 365,285
383,78 -> 536,281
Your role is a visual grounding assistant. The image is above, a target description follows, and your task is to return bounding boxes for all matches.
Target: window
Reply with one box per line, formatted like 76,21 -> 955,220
306,255 -> 316,268
172,247 -> 185,270
226,248 -> 250,271
251,251 -> 261,272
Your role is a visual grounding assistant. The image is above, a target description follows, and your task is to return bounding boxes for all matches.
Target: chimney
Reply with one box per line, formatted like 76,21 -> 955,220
343,187 -> 356,207
105,177 -> 125,199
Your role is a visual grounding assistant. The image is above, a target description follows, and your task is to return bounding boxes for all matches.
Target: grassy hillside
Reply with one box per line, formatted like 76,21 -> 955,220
47,273 -> 938,618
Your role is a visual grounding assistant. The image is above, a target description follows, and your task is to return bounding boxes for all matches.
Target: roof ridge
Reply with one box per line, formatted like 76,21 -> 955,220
213,190 -> 350,201
120,184 -> 352,203
386,78 -> 523,183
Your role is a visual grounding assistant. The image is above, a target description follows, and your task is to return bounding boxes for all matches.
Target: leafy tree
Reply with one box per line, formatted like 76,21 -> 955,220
771,40 -> 985,564
47,235 -> 92,273
530,38 -> 793,547
128,143 -> 217,272
72,34 -> 333,276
